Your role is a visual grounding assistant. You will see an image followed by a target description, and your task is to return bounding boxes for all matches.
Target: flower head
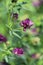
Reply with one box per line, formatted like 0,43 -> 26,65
12,13 -> 18,20
12,48 -> 24,55
31,53 -> 40,59
0,34 -> 7,43
31,37 -> 40,45
32,0 -> 40,7
31,28 -> 39,35
20,18 -> 34,31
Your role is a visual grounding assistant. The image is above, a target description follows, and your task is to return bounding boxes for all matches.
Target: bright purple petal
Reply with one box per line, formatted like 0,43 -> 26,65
12,48 -> 24,55
0,34 -> 7,43
20,18 -> 34,31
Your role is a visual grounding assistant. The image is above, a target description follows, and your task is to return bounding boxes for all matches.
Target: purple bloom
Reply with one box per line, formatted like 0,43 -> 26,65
20,18 -> 34,31
0,34 -> 7,43
31,53 -> 40,59
32,0 -> 40,7
31,28 -> 38,35
12,48 -> 24,55
12,13 -> 18,20
32,28 -> 37,32
31,54 -> 36,58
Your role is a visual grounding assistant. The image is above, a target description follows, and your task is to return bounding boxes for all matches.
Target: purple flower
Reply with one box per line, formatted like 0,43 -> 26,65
32,0 -> 40,7
20,18 -> 34,31
31,53 -> 40,59
32,28 -> 37,32
31,28 -> 38,35
31,54 -> 36,58
0,34 -> 7,43
12,13 -> 18,20
12,48 -> 24,55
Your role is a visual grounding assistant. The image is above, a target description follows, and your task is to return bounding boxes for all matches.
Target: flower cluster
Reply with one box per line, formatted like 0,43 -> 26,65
32,0 -> 43,7
0,34 -> 7,43
31,53 -> 40,59
12,13 -> 18,20
20,18 -> 34,31
32,0 -> 40,7
12,48 -> 24,55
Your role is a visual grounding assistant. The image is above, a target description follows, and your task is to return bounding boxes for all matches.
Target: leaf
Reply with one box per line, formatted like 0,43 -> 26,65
12,31 -> 21,39
5,56 -> 8,63
0,52 -> 5,62
6,25 -> 21,39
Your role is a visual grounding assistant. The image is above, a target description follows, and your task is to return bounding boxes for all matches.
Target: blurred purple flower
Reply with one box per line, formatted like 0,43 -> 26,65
20,18 -> 34,31
12,13 -> 18,20
31,54 -> 36,58
12,48 -> 24,55
31,28 -> 38,35
32,0 -> 40,7
0,34 -> 7,43
31,53 -> 40,59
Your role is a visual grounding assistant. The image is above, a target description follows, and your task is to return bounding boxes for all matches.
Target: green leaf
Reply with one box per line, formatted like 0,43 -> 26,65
5,56 -> 8,63
12,31 -> 21,39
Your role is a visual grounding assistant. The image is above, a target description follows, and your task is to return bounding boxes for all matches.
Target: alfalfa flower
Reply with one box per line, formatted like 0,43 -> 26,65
32,0 -> 40,7
12,48 -> 24,55
12,13 -> 18,20
0,34 -> 7,43
31,53 -> 41,59
31,28 -> 39,35
31,37 -> 40,45
13,13 -> 18,19
20,18 -> 34,31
